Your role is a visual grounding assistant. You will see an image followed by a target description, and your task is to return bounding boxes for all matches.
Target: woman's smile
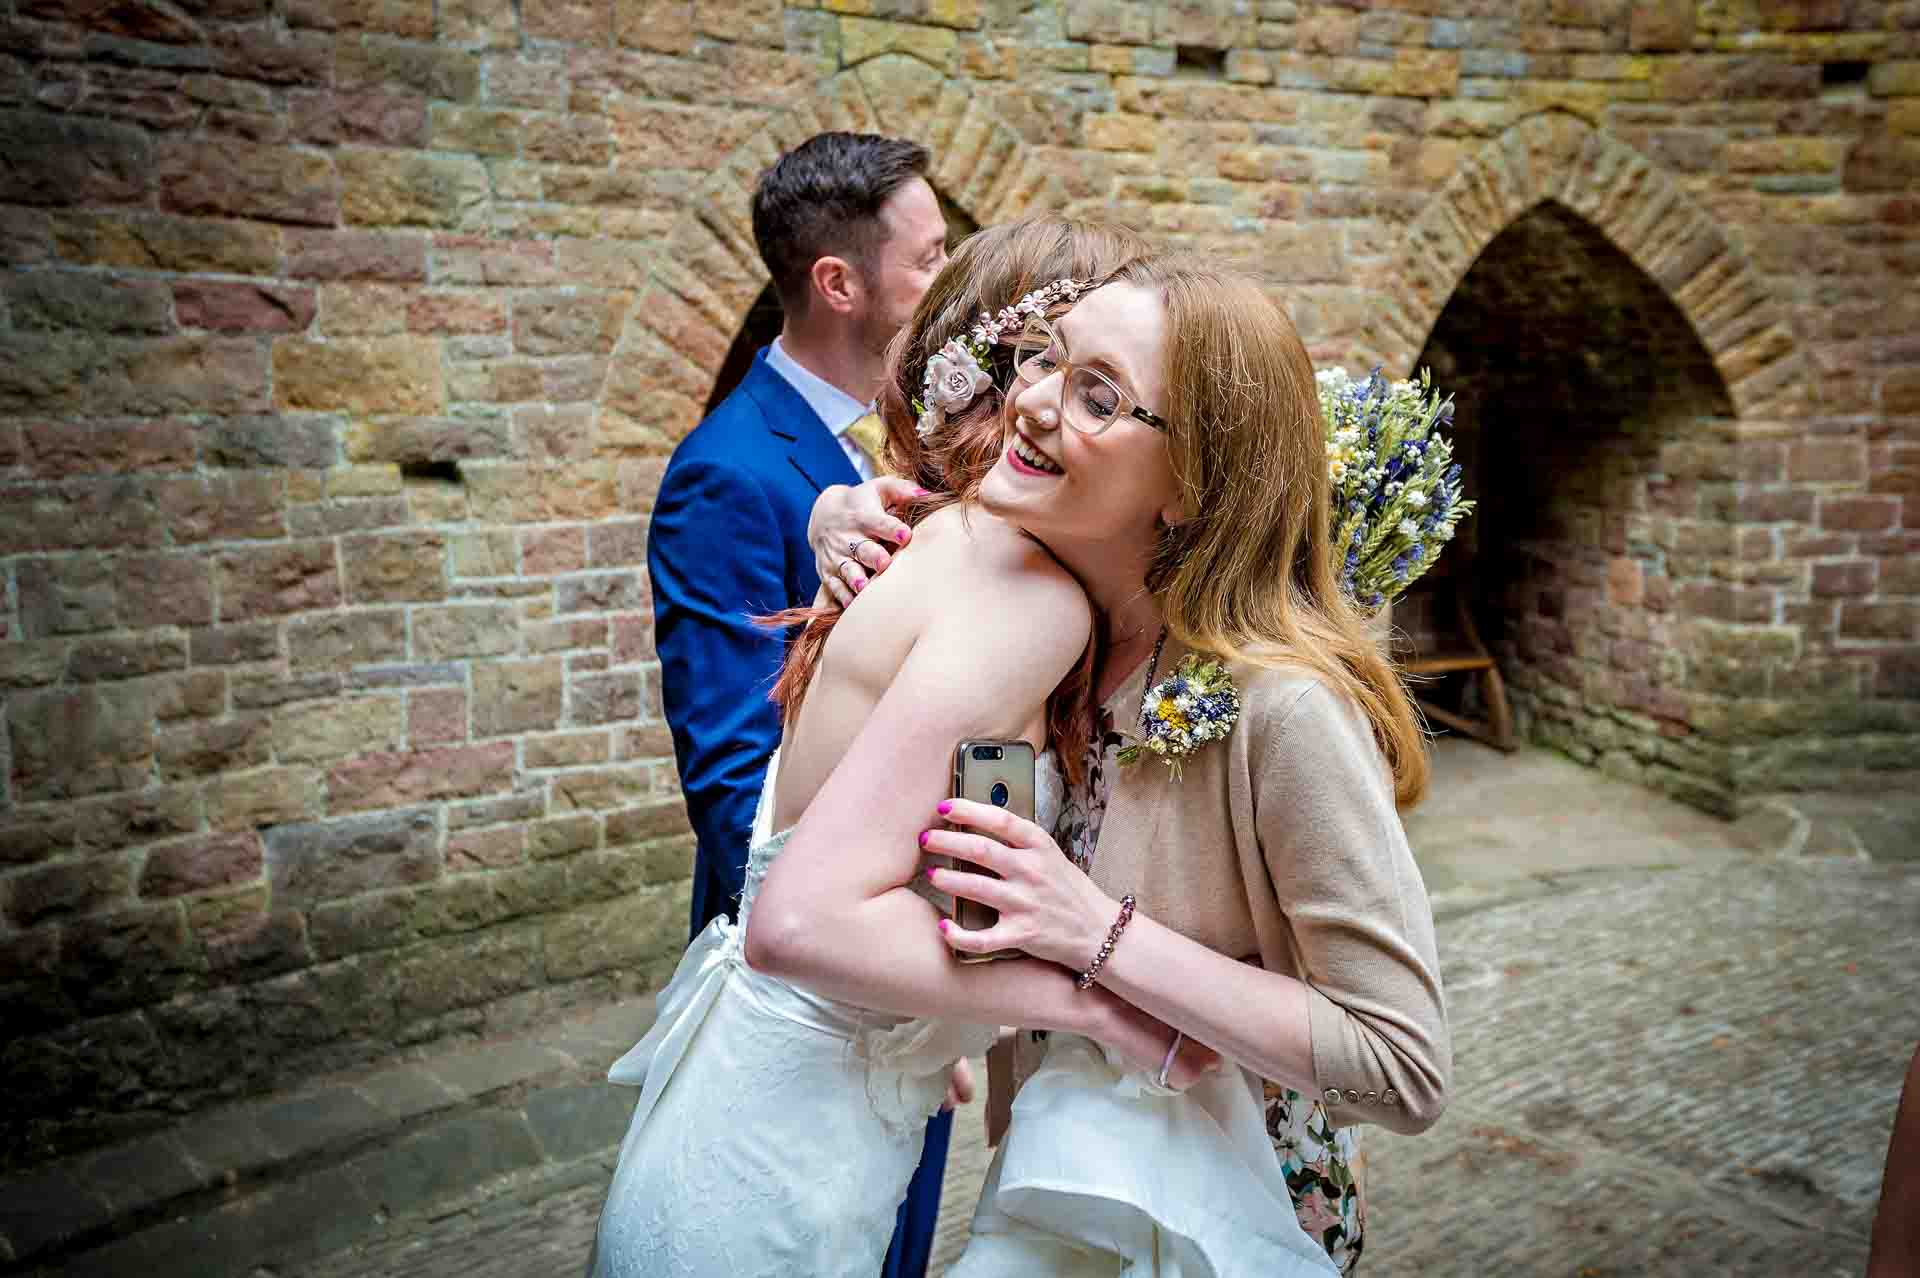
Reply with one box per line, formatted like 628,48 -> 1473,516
1007,429 -> 1065,477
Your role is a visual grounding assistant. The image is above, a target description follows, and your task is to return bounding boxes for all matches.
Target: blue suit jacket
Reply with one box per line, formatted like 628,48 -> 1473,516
649,348 -> 861,940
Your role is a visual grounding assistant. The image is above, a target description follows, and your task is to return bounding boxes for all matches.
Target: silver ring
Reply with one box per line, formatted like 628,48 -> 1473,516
847,538 -> 865,559
1156,1031 -> 1182,1089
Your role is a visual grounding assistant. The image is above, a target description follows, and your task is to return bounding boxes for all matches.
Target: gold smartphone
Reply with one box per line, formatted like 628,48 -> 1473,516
946,740 -> 1035,964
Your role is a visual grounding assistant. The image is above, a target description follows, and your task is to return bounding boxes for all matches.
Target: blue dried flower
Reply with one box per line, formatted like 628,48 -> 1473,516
1319,366 -> 1474,609
1117,653 -> 1241,781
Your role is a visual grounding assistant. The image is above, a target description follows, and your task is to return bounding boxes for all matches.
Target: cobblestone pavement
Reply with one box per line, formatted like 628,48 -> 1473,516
289,746 -> 1917,1277
1359,859 -> 1914,1277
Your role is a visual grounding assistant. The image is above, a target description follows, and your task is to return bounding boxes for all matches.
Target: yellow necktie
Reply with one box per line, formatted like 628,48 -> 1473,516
843,412 -> 892,476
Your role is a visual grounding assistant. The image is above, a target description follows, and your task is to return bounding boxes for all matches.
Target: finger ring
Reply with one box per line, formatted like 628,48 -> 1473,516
847,538 -> 862,558
838,557 -> 860,579
1157,1031 -> 1182,1089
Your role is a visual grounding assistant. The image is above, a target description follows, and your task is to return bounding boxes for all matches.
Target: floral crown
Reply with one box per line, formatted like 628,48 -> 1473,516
914,277 -> 1085,439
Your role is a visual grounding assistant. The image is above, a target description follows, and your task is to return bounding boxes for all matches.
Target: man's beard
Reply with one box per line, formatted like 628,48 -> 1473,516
858,305 -> 900,362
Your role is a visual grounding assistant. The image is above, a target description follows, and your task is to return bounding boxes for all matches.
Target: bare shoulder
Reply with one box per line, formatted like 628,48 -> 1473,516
903,504 -> 1091,650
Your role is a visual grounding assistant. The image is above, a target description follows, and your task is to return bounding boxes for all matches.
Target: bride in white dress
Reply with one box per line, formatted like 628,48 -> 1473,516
588,747 -> 1064,1274
586,219 -> 1223,1278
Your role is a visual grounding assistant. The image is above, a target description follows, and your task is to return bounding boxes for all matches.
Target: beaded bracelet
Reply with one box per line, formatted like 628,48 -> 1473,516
1076,894 -> 1136,991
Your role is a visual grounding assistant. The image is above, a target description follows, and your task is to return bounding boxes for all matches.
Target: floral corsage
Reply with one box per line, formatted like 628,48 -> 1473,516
1117,651 -> 1241,780
913,277 -> 1084,439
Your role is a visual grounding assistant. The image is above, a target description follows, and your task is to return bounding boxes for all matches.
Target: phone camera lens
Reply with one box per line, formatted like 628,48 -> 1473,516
989,782 -> 1009,807
971,746 -> 1004,761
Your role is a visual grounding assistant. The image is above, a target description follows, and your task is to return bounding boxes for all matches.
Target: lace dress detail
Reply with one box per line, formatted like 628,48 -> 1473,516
588,752 -> 998,1278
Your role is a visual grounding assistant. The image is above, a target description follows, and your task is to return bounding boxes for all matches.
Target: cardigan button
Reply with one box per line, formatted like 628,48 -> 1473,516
1322,1088 -> 1342,1106
1382,1089 -> 1400,1106
1343,1089 -> 1361,1104
1362,1091 -> 1378,1105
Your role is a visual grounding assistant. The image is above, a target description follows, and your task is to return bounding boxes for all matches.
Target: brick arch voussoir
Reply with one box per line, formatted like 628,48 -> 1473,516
597,59 -> 1070,455
1381,112 -> 1809,420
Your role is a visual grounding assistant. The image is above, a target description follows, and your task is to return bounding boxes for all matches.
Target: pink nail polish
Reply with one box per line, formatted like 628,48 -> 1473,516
925,866 -> 936,880
936,801 -> 952,816
918,831 -> 930,848
938,919 -> 950,934
895,529 -> 909,544
852,577 -> 864,592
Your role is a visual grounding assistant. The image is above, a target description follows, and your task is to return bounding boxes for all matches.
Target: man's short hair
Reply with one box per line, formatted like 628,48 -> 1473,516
751,132 -> 932,316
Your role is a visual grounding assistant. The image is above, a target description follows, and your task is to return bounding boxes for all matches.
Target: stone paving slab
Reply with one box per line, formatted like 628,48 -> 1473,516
72,1163 -> 376,1278
1399,741 -> 1757,902
359,1065 -> 462,1122
252,1087 -> 392,1167
0,1164 -> 110,1263
524,1084 -> 638,1165
425,1040 -> 577,1101
290,1156 -> 615,1278
3,993 -> 656,1273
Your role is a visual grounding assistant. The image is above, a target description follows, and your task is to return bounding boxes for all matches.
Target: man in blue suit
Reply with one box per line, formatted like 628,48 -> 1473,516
646,132 -> 955,1278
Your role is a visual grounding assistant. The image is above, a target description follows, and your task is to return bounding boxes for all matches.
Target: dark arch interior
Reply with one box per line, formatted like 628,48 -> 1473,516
704,191 -> 980,414
1405,201 -> 1736,743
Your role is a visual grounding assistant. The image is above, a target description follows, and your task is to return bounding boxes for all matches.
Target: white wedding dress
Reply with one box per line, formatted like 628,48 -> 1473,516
948,1034 -> 1341,1277
586,749 -> 1056,1277
588,744 -> 1338,1278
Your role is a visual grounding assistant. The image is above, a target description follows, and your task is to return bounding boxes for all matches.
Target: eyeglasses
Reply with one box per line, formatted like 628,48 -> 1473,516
1008,317 -> 1169,436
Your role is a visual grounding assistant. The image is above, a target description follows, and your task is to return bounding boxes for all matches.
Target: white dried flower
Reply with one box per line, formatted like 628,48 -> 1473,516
926,340 -> 991,413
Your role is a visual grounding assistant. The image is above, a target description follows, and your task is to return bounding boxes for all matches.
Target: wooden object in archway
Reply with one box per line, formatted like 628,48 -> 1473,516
1394,557 -> 1515,753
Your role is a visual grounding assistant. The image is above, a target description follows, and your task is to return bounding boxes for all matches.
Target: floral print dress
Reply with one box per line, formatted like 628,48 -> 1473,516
1051,709 -> 1368,1274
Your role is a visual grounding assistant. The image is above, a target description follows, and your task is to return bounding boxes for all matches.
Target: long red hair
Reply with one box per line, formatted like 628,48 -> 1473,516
763,217 -> 1152,784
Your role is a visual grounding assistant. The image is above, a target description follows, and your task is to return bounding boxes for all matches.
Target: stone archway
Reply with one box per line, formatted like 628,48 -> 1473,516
593,56 -> 1072,456
1360,113 -> 1809,422
1405,202 -> 1741,801
1375,115 -> 1813,814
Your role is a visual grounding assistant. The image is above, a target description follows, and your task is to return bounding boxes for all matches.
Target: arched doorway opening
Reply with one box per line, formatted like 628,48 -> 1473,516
1402,202 -> 1737,785
703,193 -> 979,413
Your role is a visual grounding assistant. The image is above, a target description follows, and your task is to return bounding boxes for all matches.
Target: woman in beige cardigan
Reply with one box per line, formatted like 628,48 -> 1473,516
811,254 -> 1449,1272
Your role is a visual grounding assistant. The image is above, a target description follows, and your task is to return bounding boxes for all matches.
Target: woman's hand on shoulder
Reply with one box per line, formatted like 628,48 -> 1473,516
808,477 -> 924,607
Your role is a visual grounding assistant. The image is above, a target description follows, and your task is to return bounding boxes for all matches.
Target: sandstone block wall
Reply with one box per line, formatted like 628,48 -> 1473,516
1,0 -> 1916,1167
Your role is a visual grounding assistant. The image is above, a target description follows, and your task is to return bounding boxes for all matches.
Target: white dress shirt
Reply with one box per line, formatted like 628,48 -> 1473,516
765,336 -> 875,482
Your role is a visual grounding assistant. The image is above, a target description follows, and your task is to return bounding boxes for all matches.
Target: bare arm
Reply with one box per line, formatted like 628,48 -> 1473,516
1868,1044 -> 1920,1278
743,561 -> 1188,1075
